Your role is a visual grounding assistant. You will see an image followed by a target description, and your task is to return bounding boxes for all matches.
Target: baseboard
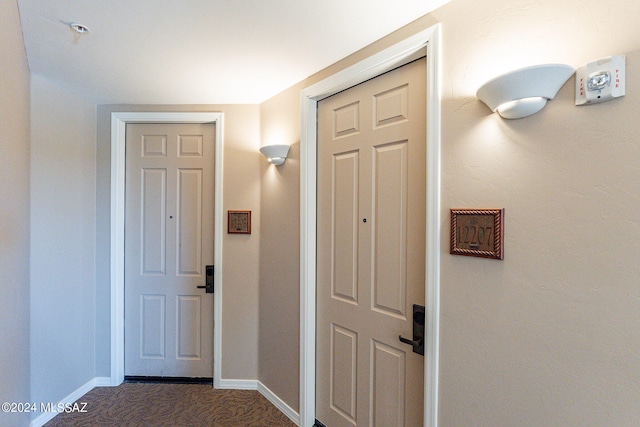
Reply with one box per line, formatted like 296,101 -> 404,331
216,378 -> 259,390
257,381 -> 300,426
93,376 -> 112,387
29,376 -> 112,427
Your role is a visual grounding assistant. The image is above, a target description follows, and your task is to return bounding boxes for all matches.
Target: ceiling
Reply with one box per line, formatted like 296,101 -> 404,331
17,0 -> 450,105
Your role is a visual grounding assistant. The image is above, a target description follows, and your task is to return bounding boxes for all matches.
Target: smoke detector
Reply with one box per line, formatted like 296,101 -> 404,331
70,23 -> 90,34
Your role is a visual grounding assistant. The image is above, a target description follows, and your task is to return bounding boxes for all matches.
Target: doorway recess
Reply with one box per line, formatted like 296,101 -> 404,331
109,112 -> 225,388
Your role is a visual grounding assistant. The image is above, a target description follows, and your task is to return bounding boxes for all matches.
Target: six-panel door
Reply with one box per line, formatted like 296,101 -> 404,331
317,58 -> 427,426
124,123 -> 215,378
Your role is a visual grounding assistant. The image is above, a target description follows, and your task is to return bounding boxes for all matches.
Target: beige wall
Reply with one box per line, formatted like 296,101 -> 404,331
258,88 -> 302,408
434,0 -> 640,424
95,104 -> 262,381
29,74 -> 98,410
0,0 -> 31,426
259,0 -> 640,423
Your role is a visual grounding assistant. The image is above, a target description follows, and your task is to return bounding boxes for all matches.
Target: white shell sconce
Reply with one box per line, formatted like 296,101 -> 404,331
477,64 -> 575,119
259,144 -> 290,166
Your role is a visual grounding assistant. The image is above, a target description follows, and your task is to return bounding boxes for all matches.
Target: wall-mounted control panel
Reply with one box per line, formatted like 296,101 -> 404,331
576,55 -> 625,105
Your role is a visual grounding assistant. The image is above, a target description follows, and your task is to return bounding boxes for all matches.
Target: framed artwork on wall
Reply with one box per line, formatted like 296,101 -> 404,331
228,210 -> 251,234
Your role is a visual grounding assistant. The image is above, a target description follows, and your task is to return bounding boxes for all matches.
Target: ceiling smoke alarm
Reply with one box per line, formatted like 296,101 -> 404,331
70,23 -> 90,34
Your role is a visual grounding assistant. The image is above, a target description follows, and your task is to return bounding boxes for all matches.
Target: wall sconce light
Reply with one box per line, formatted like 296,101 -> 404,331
477,64 -> 574,119
259,144 -> 290,166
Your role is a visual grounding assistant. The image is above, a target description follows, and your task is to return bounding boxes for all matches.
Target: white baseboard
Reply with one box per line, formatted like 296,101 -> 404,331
257,381 -> 300,426
217,378 -> 259,390
93,376 -> 112,387
30,377 -> 112,427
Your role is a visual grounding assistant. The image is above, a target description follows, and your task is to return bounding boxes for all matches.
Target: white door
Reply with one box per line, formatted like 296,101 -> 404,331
125,122 -> 215,378
316,58 -> 426,426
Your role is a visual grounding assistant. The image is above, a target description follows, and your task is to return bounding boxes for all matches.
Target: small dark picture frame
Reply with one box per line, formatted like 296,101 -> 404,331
450,208 -> 504,260
228,210 -> 251,234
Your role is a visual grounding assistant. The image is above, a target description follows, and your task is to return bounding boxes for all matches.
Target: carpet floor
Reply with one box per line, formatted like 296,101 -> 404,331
43,383 -> 297,426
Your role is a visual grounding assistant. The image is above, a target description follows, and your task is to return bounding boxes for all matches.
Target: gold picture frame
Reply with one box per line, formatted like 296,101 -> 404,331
450,208 -> 504,260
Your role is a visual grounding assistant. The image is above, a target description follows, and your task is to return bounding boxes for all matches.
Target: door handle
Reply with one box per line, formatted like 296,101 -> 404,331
398,335 -> 423,348
197,265 -> 214,293
398,304 -> 425,356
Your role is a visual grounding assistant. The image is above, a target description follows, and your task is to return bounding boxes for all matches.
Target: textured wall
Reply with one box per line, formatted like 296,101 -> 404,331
433,0 -> 640,424
0,0 -> 31,426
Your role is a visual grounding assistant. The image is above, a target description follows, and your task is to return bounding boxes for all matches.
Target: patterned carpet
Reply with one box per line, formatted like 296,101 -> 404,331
44,383 -> 297,426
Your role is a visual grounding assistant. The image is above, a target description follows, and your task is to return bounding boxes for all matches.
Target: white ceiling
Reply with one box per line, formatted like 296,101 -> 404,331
17,0 -> 450,104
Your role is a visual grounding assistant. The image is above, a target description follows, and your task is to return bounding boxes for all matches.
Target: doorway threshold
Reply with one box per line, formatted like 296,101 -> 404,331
124,376 -> 213,385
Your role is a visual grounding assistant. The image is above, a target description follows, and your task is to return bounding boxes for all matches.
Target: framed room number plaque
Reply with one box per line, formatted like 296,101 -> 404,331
228,210 -> 251,234
450,208 -> 504,260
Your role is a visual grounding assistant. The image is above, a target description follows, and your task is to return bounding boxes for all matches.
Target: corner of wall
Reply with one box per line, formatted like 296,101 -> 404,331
0,0 -> 31,426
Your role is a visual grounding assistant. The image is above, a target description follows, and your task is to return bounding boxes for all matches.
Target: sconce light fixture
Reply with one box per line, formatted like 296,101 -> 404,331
477,64 -> 574,119
259,144 -> 290,166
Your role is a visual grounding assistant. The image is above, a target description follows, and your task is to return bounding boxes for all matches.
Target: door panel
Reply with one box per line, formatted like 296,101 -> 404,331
374,84 -> 409,127
371,339 -> 405,426
125,122 -> 215,378
141,295 -> 166,358
176,295 -> 202,359
332,151 -> 360,304
177,168 -> 203,275
141,168 -> 166,275
331,324 -> 358,423
333,102 -> 360,138
317,58 -> 426,426
373,141 -> 408,317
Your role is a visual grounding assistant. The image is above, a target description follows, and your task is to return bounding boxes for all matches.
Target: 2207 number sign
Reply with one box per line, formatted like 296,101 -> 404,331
450,208 -> 504,260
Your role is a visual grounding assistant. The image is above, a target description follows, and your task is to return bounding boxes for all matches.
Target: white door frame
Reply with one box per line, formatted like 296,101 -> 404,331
110,112 -> 225,387
299,24 -> 442,427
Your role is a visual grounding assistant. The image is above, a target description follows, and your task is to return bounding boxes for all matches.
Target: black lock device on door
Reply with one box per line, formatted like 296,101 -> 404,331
398,304 -> 425,356
197,265 -> 215,293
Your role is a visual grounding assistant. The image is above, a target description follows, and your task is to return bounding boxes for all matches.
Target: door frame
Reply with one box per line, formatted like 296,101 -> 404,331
299,24 -> 442,427
109,112 -> 225,387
